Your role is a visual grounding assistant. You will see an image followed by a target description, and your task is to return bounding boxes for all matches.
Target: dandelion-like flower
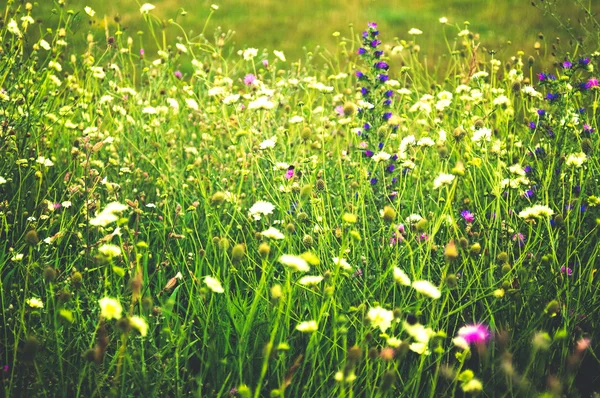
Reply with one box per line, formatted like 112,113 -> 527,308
130,316 -> 149,336
27,298 -> 44,309
296,320 -> 318,333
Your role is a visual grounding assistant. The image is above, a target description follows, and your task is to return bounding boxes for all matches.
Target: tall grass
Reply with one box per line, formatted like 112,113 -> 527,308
0,1 -> 599,397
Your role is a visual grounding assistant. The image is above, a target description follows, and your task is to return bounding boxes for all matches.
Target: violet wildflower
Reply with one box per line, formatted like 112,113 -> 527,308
374,50 -> 383,58
382,112 -> 392,120
361,87 -> 369,96
363,123 -> 371,130
528,121 -> 536,130
545,92 -> 559,102
375,61 -> 389,70
356,71 -> 366,79
562,60 -> 573,69
461,210 -> 475,223
174,70 -> 183,79
364,150 -> 374,157
512,233 -> 526,247
537,109 -> 546,117
560,266 -> 573,276
357,48 -> 367,55
378,74 -> 389,83
579,57 -> 590,66
335,105 -> 344,116
370,178 -> 378,185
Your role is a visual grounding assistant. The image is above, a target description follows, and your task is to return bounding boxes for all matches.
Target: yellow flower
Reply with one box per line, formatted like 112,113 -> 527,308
27,297 -> 44,309
130,316 -> 149,336
296,320 -> 318,333
99,297 -> 123,320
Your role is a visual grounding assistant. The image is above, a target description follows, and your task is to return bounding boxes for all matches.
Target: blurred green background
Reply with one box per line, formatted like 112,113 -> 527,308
47,0 -> 598,62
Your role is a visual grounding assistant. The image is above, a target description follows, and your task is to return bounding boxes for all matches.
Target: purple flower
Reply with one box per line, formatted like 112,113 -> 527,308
387,164 -> 395,173
586,78 -> 599,89
370,178 -> 378,185
244,74 -> 256,85
357,48 -> 367,55
174,70 -> 183,79
370,40 -> 381,48
375,61 -> 389,70
563,61 -> 573,69
583,124 -> 595,133
363,123 -> 371,130
457,324 -> 490,345
537,109 -> 546,117
512,233 -> 526,247
461,210 -> 475,223
374,50 -> 383,58
579,57 -> 590,66
378,74 -> 389,83
382,112 -> 392,120
140,48 -> 145,56
356,71 -> 366,79
334,105 -> 344,116
538,73 -> 547,81
383,99 -> 392,106
364,150 -> 374,157
560,266 -> 573,276
361,87 -> 369,96
368,22 -> 378,29
528,121 -> 536,130
262,60 -> 269,68
285,169 -> 295,179
545,92 -> 559,102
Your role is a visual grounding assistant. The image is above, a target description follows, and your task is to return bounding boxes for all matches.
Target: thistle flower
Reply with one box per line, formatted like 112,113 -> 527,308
457,323 -> 490,345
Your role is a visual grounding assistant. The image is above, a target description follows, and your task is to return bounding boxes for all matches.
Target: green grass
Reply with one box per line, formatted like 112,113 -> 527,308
1,0 -> 600,397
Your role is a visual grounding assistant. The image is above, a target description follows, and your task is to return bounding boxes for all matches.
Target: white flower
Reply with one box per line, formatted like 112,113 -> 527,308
99,297 -> 123,320
242,48 -> 258,61
248,200 -> 275,220
211,4 -> 219,10
273,50 -> 286,62
393,267 -> 411,286
417,137 -> 435,147
98,244 -> 121,258
518,205 -> 554,219
472,127 -> 492,143
140,3 -> 156,14
296,320 -> 318,333
493,95 -> 511,107
90,202 -> 128,226
205,276 -> 225,293
27,298 -> 44,309
412,280 -> 441,299
223,94 -> 240,105
408,28 -> 423,35
565,152 -> 587,168
259,136 -> 277,150
433,173 -> 455,189
36,156 -> 54,167
289,115 -> 304,124
129,316 -> 149,336
279,255 -> 310,272
175,43 -> 188,53
372,151 -> 391,162
7,19 -> 22,37
298,275 -> 324,286
439,17 -> 448,24
522,85 -> 542,98
248,96 -> 275,110
471,71 -> 489,80
409,342 -> 430,355
142,106 -> 157,114
367,306 -> 394,332
508,164 -> 526,176
307,82 -> 334,93
0,176 -> 6,185
333,257 -> 351,271
186,98 -> 199,111
39,39 -> 51,51
458,29 -> 470,37
261,227 -> 285,240
11,254 -> 24,262
84,6 -> 96,17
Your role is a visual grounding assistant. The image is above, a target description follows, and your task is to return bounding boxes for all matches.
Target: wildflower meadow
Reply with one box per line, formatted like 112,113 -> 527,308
1,1 -> 599,397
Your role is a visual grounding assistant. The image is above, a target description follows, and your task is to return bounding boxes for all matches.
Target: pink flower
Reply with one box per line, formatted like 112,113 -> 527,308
262,60 -> 269,68
457,324 -> 490,344
244,74 -> 256,86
